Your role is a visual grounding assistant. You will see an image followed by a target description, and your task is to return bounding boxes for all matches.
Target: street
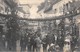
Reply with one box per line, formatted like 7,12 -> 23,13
0,40 -> 79,52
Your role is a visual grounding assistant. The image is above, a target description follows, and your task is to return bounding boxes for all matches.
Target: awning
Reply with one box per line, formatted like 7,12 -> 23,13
4,0 -> 26,14
3,0 -> 17,8
16,7 -> 26,14
37,0 -> 61,13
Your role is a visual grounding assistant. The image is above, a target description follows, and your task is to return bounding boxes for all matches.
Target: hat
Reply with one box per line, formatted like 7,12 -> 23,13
50,43 -> 55,46
56,45 -> 59,48
65,39 -> 70,42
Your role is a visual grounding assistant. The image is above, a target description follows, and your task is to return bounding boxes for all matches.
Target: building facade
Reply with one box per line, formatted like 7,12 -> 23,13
0,0 -> 10,33
38,0 -> 80,18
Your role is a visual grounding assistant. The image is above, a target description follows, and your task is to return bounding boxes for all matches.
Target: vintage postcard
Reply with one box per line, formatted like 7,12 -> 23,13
0,0 -> 80,52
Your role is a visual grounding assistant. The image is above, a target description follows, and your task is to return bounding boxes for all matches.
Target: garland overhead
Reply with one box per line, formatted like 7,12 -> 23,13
18,12 -> 80,21
0,12 -> 80,21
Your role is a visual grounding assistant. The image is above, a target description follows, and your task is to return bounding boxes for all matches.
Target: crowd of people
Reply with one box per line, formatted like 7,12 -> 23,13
18,29 -> 79,52
0,21 -> 79,52
19,30 -> 56,52
0,18 -> 78,52
0,27 -> 79,52
20,28 -> 78,52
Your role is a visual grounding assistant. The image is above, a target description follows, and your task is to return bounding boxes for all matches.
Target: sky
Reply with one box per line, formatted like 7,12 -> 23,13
19,0 -> 45,19
19,0 -> 44,4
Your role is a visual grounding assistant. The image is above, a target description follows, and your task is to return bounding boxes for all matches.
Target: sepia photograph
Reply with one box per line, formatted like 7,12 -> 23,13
0,0 -> 80,52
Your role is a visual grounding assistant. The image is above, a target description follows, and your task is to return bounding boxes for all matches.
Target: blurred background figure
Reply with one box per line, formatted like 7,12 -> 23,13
20,34 -> 28,52
48,44 -> 56,52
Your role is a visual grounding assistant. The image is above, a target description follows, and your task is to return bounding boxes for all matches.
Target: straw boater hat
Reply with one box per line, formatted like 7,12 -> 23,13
50,43 -> 55,46
65,38 -> 70,42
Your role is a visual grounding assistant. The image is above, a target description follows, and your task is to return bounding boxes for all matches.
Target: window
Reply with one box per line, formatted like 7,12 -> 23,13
53,9 -> 57,14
